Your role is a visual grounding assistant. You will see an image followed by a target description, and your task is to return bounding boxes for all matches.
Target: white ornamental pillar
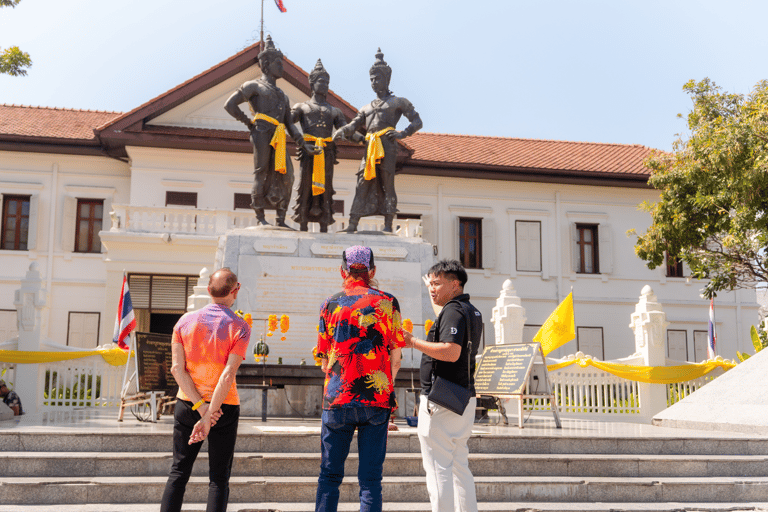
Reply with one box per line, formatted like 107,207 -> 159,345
629,285 -> 669,422
491,278 -> 527,345
13,263 -> 48,415
187,267 -> 212,312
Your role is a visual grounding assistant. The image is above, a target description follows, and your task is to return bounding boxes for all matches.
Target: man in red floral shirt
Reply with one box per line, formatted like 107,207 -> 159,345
315,245 -> 404,512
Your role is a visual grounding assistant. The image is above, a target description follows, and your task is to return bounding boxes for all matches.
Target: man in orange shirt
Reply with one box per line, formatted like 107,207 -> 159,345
160,268 -> 251,512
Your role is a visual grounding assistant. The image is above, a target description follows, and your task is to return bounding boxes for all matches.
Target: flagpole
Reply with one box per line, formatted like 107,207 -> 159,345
260,0 -> 264,49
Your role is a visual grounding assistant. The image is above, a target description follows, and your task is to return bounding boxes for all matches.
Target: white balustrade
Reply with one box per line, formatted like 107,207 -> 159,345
110,205 -> 422,238
40,357 -> 126,411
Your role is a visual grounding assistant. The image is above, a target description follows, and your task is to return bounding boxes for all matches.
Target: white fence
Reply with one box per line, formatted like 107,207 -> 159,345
520,355 -> 728,420
40,358 -> 128,411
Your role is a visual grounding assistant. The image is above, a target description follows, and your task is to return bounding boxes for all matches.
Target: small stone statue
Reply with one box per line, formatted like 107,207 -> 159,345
333,48 -> 423,233
224,36 -> 316,227
291,60 -> 351,232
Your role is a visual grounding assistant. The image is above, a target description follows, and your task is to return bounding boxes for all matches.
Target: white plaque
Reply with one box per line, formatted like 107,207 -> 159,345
310,243 -> 347,257
254,239 -> 298,254
370,245 -> 408,259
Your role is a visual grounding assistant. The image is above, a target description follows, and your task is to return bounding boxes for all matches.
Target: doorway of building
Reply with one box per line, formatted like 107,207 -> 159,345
149,313 -> 184,335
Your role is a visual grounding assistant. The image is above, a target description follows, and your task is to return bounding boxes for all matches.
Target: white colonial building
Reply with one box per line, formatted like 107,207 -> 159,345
0,42 -> 758,363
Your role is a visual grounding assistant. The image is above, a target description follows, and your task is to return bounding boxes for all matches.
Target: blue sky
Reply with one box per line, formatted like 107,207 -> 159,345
1,0 -> 766,151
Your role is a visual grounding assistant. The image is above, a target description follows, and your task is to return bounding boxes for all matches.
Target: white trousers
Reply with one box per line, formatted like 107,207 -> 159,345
417,396 -> 478,512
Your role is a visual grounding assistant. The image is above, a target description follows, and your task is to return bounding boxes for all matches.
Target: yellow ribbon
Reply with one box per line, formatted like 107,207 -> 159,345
304,134 -> 332,195
364,127 -> 395,180
546,357 -> 735,384
0,347 -> 133,367
253,112 -> 287,174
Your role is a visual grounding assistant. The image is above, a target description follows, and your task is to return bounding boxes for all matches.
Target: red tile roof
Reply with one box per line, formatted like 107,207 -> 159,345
407,132 -> 655,176
0,104 -> 120,143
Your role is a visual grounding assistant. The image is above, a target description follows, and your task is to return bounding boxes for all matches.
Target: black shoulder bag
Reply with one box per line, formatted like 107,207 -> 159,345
427,301 -> 474,415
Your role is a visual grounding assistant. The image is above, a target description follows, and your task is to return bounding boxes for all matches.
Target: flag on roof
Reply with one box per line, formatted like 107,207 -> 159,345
534,292 -> 575,356
274,0 -> 287,12
113,273 -> 136,350
708,298 -> 717,359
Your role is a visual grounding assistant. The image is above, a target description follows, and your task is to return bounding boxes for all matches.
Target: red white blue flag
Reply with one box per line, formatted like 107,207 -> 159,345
707,298 -> 717,359
113,273 -> 136,350
274,0 -> 287,13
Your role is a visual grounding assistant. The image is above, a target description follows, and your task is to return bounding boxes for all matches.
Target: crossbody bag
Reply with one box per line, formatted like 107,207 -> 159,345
427,301 -> 474,415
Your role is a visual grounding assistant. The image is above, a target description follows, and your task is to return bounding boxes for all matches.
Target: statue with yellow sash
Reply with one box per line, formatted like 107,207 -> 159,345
333,49 -> 423,233
224,36 -> 316,227
291,60 -> 352,232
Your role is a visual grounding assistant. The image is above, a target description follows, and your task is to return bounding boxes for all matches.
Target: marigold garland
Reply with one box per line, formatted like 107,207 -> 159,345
402,318 -> 413,333
424,319 -> 434,336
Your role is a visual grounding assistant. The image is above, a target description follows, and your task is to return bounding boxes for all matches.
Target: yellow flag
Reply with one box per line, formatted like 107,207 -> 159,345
534,292 -> 575,356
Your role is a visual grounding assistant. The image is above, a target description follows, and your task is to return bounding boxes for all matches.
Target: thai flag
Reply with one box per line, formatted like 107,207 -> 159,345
113,273 -> 136,350
274,0 -> 287,12
707,298 -> 717,359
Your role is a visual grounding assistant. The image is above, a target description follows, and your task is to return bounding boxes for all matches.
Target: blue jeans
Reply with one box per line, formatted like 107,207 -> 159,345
315,406 -> 391,512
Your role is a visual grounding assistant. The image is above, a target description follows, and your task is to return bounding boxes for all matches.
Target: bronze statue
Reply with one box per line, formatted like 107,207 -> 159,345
224,36 -> 315,227
333,49 -> 423,233
291,60 -> 351,232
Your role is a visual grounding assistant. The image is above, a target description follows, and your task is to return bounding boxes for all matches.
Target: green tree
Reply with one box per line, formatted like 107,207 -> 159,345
1,0 -> 31,77
632,78 -> 768,298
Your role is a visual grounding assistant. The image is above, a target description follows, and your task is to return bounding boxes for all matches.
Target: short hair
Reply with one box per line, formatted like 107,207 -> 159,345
428,260 -> 467,287
209,268 -> 238,298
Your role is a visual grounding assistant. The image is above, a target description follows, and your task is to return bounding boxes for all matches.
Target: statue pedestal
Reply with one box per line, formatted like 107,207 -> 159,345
216,228 -> 434,367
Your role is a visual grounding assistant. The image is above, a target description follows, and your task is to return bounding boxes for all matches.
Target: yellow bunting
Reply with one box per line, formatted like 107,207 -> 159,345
534,293 -> 575,356
304,134 -> 332,195
253,112 -> 287,174
0,347 -> 133,367
364,127 -> 395,180
546,357 -> 735,384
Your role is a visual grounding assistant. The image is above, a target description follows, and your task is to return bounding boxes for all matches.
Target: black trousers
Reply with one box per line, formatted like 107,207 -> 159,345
160,400 -> 240,512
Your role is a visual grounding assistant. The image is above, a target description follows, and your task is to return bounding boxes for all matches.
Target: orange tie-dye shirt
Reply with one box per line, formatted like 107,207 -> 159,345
172,303 -> 251,405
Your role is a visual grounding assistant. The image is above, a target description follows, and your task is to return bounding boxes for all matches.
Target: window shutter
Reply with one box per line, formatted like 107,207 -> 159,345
99,198 -> 111,252
569,223 -> 578,273
420,215 -> 434,245
26,194 -> 39,251
598,224 -> 613,274
482,218 -> 495,269
61,196 -> 77,252
454,216 -> 461,261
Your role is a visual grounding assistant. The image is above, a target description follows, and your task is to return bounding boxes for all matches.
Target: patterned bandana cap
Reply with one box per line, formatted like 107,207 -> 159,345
343,245 -> 374,271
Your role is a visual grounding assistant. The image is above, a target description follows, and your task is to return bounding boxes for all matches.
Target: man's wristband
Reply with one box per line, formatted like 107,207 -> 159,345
191,399 -> 205,411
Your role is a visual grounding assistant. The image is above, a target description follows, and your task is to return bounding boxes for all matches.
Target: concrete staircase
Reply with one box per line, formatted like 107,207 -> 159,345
2,426 -> 768,511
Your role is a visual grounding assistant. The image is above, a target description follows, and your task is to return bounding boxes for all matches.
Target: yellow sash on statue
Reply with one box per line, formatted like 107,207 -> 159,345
253,112 -> 287,174
364,127 -> 395,180
304,134 -> 333,195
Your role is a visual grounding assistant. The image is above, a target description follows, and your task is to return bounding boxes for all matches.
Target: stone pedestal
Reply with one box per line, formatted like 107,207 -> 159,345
491,278 -> 527,345
215,228 -> 434,366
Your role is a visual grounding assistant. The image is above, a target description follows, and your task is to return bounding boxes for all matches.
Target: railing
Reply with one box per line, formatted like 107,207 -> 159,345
40,358 -> 127,411
518,353 -> 727,421
0,363 -> 15,387
110,205 -> 422,238
667,367 -> 725,406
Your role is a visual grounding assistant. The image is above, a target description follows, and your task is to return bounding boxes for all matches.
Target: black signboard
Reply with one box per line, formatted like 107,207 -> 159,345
136,332 -> 178,394
474,343 -> 539,396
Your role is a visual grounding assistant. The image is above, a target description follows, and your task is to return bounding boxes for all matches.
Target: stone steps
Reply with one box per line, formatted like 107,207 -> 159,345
3,430 -> 768,455
3,475 -> 768,505
2,504 -> 768,512
4,451 -> 768,478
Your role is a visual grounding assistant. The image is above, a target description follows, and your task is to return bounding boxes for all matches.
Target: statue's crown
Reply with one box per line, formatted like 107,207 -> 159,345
309,59 -> 329,83
369,48 -> 391,77
258,35 -> 283,62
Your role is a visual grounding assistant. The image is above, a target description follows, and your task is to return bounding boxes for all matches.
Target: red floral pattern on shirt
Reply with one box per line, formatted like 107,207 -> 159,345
316,278 -> 405,409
